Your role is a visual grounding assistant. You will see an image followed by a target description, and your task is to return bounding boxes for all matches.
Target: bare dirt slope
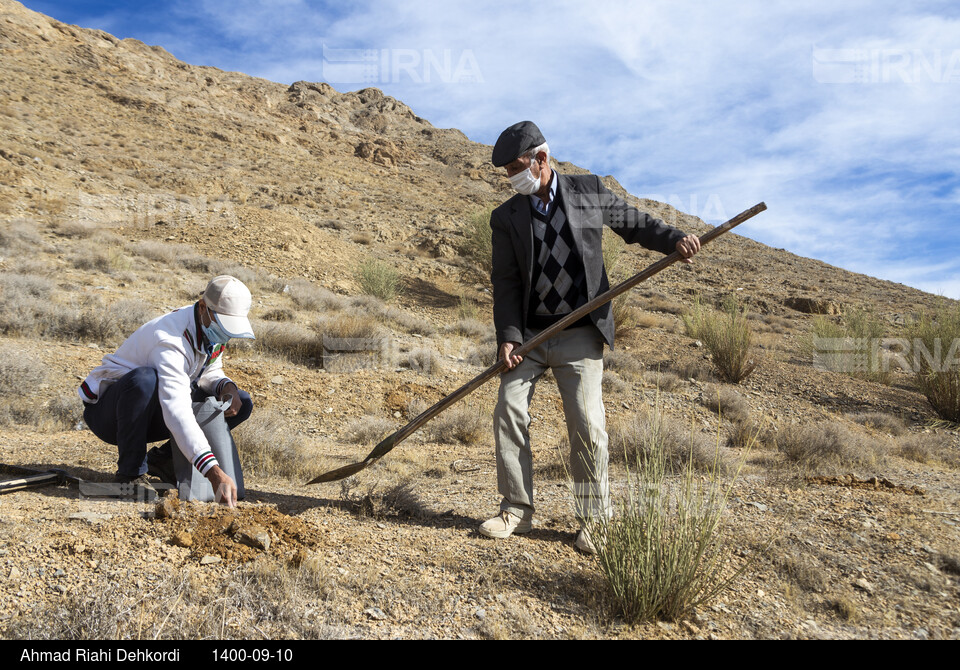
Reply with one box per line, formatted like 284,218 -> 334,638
0,0 -> 958,639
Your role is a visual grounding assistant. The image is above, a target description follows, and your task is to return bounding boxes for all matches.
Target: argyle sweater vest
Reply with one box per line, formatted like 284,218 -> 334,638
527,191 -> 590,331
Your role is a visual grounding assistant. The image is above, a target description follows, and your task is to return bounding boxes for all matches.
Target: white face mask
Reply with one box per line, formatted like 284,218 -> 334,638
509,162 -> 542,195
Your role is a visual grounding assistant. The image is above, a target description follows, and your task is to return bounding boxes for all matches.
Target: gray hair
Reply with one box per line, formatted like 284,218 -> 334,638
525,142 -> 550,161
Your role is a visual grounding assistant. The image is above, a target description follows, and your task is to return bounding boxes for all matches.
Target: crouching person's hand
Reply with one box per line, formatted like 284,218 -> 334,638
205,465 -> 237,507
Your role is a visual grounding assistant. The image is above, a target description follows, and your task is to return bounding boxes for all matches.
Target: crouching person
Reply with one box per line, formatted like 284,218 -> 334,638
79,275 -> 256,507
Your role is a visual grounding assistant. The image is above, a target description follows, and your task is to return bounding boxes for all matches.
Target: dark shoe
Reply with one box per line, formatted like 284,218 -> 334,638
146,442 -> 177,485
114,474 -> 159,502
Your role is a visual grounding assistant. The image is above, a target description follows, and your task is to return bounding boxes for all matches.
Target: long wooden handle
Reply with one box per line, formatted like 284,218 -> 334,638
307,202 -> 767,484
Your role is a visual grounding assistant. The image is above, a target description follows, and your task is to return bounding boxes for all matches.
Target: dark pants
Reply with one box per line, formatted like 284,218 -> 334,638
83,367 -> 253,478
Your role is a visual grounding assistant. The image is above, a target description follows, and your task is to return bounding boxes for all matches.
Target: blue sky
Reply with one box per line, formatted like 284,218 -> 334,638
23,0 -> 960,299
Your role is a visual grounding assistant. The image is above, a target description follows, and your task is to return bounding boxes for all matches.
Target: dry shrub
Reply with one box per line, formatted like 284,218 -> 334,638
726,418 -> 766,450
352,481 -> 430,520
639,290 -> 686,315
248,320 -> 321,365
590,400 -> 745,622
445,318 -> 487,339
683,296 -> 758,383
317,313 -> 384,341
426,404 -> 485,445
777,421 -> 886,474
261,308 -> 295,322
604,350 -> 644,380
907,302 -> 960,423
0,345 -> 46,390
848,411 -> 906,436
232,409 -> 314,479
634,312 -> 673,330
608,410 -> 725,473
0,272 -> 54,299
602,370 -> 629,393
50,220 -> 95,238
803,307 -> 891,385
384,306 -> 436,335
0,219 -> 45,252
8,561 -> 341,640
702,385 -> 751,423
461,207 -> 493,274
896,433 -> 960,469
343,415 -> 395,444
642,370 -> 681,392
286,279 -> 345,311
356,258 -> 400,302
404,347 -> 443,375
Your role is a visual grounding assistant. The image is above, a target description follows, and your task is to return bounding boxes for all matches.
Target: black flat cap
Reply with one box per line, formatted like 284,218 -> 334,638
491,121 -> 545,167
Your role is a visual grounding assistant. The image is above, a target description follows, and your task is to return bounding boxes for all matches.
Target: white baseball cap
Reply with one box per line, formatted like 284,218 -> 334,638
201,275 -> 255,339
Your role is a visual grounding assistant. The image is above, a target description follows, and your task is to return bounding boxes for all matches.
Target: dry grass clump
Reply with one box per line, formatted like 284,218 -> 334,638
0,272 -> 54,299
343,415 -> 395,444
317,313 -> 385,341
444,318 -> 487,339
896,433 -> 960,469
0,292 -> 156,345
0,219 -> 45,252
683,296 -> 759,383
590,400 -> 744,623
350,480 -> 431,520
641,369 -> 681,392
638,290 -> 686,315
907,302 -> 960,423
356,258 -> 401,302
261,308 -> 295,322
232,409 -> 314,479
0,345 -> 46,390
602,370 -> 629,394
404,347 -> 443,375
776,421 -> 887,474
634,311 -> 674,330
603,349 -> 644,380
702,385 -> 751,424
804,307 -> 891,385
248,320 -> 322,364
286,278 -> 345,311
608,410 -> 724,473
49,220 -> 95,238
426,404 -> 485,445
848,411 -> 906,436
8,561 -> 341,640
384,306 -> 436,336
461,207 -> 493,274
725,418 -> 766,450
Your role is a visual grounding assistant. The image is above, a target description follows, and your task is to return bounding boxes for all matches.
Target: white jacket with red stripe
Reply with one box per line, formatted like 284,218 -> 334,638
78,303 -> 233,475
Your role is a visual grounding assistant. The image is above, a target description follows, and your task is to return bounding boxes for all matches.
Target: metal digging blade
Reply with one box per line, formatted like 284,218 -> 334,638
307,202 -> 767,485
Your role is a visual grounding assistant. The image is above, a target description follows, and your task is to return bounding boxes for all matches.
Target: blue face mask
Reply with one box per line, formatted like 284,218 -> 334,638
202,310 -> 232,347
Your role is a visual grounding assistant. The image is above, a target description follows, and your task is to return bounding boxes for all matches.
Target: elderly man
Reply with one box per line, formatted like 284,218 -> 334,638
79,275 -> 256,507
482,121 -> 700,553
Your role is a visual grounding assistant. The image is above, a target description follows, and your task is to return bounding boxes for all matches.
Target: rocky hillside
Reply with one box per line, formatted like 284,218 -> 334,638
0,0 -> 957,640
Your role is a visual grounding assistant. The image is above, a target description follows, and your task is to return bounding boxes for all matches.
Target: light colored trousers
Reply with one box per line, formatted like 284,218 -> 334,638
494,325 -> 610,522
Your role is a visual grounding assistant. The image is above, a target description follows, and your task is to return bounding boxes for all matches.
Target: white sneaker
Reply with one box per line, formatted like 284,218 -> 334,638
479,510 -> 532,539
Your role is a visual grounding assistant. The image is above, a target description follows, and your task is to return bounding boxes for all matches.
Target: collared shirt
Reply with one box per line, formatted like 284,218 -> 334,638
529,169 -> 558,216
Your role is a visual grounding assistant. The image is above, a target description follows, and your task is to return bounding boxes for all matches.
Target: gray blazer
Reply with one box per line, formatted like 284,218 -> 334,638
490,172 -> 687,350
